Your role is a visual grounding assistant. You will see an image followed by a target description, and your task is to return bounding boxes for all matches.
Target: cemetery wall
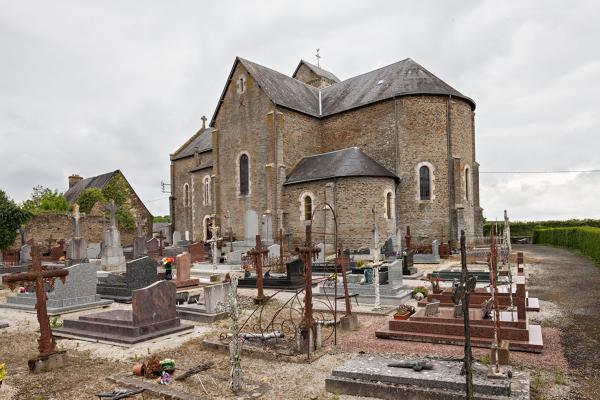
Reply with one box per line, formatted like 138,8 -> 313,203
10,212 -> 136,251
283,176 -> 397,250
213,62 -> 276,241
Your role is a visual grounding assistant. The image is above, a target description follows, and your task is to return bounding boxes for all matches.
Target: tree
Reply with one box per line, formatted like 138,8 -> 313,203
0,190 -> 30,251
22,186 -> 70,214
153,215 -> 171,223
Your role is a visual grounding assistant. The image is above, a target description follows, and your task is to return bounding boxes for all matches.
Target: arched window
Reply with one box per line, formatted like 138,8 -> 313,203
183,183 -> 190,207
304,195 -> 312,220
419,166 -> 431,200
239,154 -> 249,195
386,192 -> 392,219
203,176 -> 211,205
465,168 -> 470,202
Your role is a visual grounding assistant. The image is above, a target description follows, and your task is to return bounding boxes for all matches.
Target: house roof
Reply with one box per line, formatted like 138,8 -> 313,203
284,147 -> 398,185
210,56 -> 475,126
171,127 -> 213,161
64,170 -> 118,203
292,60 -> 341,83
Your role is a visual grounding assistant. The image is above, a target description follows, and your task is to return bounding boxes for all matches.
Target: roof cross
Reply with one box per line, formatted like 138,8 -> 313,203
315,48 -> 321,68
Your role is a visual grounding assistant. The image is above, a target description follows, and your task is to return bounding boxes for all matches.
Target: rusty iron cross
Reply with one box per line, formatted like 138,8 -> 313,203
246,234 -> 269,304
298,225 -> 320,330
335,243 -> 352,317
3,245 -> 68,357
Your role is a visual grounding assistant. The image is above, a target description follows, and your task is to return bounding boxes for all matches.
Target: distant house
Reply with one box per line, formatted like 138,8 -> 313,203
64,170 -> 153,236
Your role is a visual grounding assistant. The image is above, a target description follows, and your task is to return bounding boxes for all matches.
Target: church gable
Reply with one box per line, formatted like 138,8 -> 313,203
292,60 -> 340,89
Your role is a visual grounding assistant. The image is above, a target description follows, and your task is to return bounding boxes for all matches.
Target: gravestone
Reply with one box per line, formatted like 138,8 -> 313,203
424,299 -> 440,316
381,238 -> 394,257
87,243 -> 101,259
176,283 -> 229,323
432,239 -> 439,259
453,303 -> 464,318
413,240 -> 441,264
146,237 -> 159,255
238,258 -> 305,290
172,231 -> 181,245
20,243 -> 32,264
188,241 -> 206,263
48,240 -> 66,261
100,200 -> 126,272
1,263 -> 112,315
54,280 -> 194,344
227,249 -> 243,265
316,243 -> 326,263
268,243 -> 280,259
132,223 -> 147,259
244,210 -> 258,243
175,252 -> 200,289
66,204 -> 88,263
97,256 -> 159,302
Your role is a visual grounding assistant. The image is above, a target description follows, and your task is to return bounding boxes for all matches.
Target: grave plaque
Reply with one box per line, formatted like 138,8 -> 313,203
424,299 -> 440,316
175,252 -> 200,289
97,256 -> 159,302
188,241 -> 206,263
177,283 -> 229,323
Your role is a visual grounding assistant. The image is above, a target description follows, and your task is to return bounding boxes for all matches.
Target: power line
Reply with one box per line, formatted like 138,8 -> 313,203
480,169 -> 600,174
145,196 -> 170,203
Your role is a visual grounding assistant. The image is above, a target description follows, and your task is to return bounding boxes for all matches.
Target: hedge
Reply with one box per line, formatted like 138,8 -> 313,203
533,227 -> 600,264
485,219 -> 600,238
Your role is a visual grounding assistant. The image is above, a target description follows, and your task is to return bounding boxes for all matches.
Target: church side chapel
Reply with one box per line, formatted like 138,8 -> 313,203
170,55 -> 483,252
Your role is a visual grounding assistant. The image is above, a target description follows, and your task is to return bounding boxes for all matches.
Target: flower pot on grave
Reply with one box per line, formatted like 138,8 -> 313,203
363,267 -> 373,284
393,313 -> 412,320
132,363 -> 146,376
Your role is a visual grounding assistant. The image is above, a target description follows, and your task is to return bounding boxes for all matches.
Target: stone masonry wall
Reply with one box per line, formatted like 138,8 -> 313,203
213,62 -> 276,242
283,176 -> 397,251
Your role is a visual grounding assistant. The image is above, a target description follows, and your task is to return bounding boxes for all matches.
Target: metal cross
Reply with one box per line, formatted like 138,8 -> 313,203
452,230 -> 477,399
315,48 -> 321,68
246,234 -> 268,304
2,245 -> 69,357
298,225 -> 320,332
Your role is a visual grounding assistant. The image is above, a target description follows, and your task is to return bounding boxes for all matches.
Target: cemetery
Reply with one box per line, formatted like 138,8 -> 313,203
1,10 -> 599,397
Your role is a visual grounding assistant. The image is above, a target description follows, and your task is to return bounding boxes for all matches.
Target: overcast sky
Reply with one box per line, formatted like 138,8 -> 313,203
1,1 -> 599,222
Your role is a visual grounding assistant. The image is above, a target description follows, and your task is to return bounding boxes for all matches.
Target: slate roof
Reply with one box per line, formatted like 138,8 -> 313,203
64,170 -> 118,203
238,58 -> 321,117
210,56 -> 474,126
284,147 -> 398,185
171,127 -> 213,161
320,58 -> 475,116
293,60 -> 341,83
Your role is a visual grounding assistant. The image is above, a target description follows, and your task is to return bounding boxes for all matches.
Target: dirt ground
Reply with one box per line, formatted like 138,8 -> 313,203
0,244 -> 599,399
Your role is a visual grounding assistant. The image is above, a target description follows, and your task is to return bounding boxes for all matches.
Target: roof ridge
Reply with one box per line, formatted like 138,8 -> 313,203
326,58 -> 412,87
301,146 -> 359,159
239,57 -> 320,93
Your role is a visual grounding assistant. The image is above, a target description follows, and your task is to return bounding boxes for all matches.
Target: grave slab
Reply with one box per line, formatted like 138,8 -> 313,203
326,355 -> 530,400
53,280 -> 193,344
0,320 -> 8,329
1,262 -> 112,315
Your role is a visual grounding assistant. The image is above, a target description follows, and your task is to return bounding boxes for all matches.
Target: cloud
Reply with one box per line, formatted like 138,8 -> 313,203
1,0 -> 599,221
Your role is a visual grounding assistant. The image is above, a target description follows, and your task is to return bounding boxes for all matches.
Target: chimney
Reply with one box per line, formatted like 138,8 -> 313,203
68,174 -> 83,188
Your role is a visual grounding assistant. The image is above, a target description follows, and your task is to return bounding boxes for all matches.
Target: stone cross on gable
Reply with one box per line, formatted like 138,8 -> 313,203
201,115 -> 207,129
107,199 -> 117,228
72,203 -> 81,238
3,245 -> 69,358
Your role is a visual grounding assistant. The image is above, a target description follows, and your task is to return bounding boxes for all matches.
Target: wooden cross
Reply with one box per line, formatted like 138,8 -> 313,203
298,225 -> 320,330
246,235 -> 268,304
335,243 -> 352,317
452,230 -> 477,399
2,245 -> 68,357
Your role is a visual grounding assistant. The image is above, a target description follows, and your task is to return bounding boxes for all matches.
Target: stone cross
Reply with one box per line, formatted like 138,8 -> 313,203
247,234 -> 268,304
503,210 -> 512,254
404,226 -> 412,250
2,245 -> 68,358
207,223 -> 222,270
298,225 -> 320,340
136,219 -> 143,238
452,230 -> 477,399
227,275 -> 243,392
371,208 -> 382,310
275,228 -> 285,271
71,203 -> 81,238
107,199 -> 117,228
201,115 -> 207,129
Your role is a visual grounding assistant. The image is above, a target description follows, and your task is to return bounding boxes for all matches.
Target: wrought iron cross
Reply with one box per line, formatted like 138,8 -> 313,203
452,230 -> 476,399
298,225 -> 320,331
2,245 -> 68,357
247,235 -> 268,304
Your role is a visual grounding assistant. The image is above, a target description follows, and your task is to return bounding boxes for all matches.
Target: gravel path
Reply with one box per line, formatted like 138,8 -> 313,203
520,244 -> 600,399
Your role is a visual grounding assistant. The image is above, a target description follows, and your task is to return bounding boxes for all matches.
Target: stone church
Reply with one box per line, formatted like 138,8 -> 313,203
170,56 -> 483,251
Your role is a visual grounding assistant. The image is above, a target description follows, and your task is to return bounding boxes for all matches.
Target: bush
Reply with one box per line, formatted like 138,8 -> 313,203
412,286 -> 428,299
0,190 -> 31,251
533,226 -> 600,265
485,219 -> 600,238
77,188 -> 104,213
21,186 -> 70,214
